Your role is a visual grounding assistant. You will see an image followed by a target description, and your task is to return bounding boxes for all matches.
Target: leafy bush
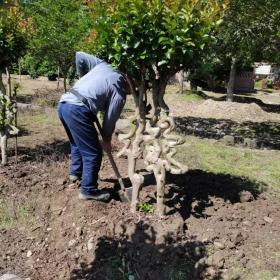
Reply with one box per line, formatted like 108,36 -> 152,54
21,54 -> 57,80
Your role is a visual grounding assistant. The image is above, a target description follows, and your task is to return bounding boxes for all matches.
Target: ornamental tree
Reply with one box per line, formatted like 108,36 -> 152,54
88,0 -> 227,215
0,0 -> 32,165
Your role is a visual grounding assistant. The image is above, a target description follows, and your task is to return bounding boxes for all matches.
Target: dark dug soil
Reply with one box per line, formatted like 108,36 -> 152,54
0,82 -> 280,279
0,144 -> 279,280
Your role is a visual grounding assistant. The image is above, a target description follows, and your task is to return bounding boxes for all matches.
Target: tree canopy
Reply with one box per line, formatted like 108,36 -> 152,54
0,0 -> 32,73
186,0 -> 280,100
88,0 -> 227,112
25,0 -> 92,90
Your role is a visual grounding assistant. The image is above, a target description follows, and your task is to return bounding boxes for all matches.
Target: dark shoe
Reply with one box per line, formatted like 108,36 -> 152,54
69,175 -> 81,183
79,190 -> 110,202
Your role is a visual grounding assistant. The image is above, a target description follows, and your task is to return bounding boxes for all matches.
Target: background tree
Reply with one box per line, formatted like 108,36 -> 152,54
0,0 -> 32,165
261,0 -> 280,65
88,0 -> 227,215
187,0 -> 280,100
25,0 -> 92,91
218,0 -> 262,101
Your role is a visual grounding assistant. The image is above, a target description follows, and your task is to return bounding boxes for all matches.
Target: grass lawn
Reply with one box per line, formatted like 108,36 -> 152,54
176,136 -> 280,193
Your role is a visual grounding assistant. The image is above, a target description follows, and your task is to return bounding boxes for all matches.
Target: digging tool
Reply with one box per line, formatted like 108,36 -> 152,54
94,118 -> 132,203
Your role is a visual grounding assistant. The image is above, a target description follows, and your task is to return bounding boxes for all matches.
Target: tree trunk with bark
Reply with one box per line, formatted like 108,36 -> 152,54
5,68 -> 12,97
0,72 -> 19,165
18,59 -> 21,83
57,66 -> 60,90
63,76 -> 67,92
227,58 -> 237,102
178,70 -> 184,94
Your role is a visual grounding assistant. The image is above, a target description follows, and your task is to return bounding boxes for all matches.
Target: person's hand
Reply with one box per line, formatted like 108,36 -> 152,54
102,140 -> 112,153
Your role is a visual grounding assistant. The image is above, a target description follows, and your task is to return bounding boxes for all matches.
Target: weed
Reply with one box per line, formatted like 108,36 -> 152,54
164,259 -> 196,280
137,202 -> 154,214
108,256 -> 135,280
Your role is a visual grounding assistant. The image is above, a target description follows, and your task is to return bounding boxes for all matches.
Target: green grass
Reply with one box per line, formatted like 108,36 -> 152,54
255,80 -> 262,89
0,198 -> 35,229
176,136 -> 280,191
19,111 -> 61,127
182,90 -> 205,102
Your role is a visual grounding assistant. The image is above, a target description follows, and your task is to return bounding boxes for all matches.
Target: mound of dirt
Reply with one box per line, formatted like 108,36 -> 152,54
172,99 -> 280,123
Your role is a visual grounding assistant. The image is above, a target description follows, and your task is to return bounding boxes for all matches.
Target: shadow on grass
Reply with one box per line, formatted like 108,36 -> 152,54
175,116 -> 280,150
16,94 -> 34,104
8,140 -> 70,163
17,126 -> 31,137
70,222 -> 216,280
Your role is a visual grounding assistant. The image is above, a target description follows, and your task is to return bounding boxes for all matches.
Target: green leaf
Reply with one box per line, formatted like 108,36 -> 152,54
134,41 -> 140,48
158,60 -> 167,66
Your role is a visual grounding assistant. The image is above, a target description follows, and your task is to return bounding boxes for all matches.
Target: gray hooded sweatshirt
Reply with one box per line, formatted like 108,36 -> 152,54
59,52 -> 126,140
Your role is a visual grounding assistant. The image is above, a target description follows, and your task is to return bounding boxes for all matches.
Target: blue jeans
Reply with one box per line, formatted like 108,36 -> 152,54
58,102 -> 102,195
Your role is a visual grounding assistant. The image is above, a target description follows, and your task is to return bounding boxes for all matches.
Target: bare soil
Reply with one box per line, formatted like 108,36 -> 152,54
0,78 -> 280,280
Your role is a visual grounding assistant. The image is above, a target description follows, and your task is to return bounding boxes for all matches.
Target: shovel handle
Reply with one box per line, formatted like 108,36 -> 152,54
107,152 -> 122,180
94,117 -> 126,191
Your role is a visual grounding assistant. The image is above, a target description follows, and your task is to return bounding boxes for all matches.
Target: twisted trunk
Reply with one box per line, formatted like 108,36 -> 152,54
119,71 -> 186,216
121,73 -> 146,212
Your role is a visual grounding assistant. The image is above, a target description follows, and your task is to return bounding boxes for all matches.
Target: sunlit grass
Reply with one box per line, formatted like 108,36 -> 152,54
176,136 -> 280,191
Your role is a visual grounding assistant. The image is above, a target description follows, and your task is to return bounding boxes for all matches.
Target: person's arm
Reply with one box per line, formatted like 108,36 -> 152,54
75,51 -> 103,77
102,96 -> 126,141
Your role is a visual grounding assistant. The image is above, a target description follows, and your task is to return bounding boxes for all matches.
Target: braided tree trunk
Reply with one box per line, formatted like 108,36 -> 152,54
118,71 -> 187,216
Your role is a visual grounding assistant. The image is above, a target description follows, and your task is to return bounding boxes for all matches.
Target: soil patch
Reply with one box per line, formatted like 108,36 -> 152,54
1,81 -> 280,279
1,153 -> 279,279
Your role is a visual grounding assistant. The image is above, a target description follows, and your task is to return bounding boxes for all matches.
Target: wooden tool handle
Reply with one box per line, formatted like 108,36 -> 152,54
95,118 -> 126,191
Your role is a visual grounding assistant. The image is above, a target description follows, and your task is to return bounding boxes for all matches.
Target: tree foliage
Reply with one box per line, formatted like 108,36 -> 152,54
0,0 -> 32,72
25,0 -> 92,90
0,0 -> 30,164
89,0 -> 227,90
86,0 -> 228,214
187,0 -> 280,99
260,0 -> 280,64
